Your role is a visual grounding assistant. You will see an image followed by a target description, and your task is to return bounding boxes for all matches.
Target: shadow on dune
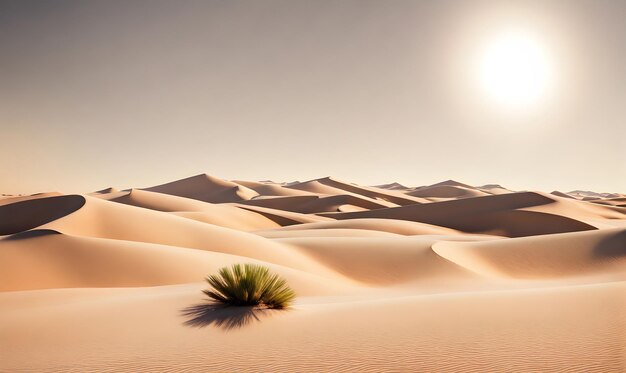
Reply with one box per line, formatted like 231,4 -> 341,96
593,230 -> 626,259
3,229 -> 62,241
181,303 -> 281,331
320,192 -> 599,237
0,195 -> 85,235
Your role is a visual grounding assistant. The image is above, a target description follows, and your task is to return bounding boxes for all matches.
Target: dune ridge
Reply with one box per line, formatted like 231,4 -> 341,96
321,191 -> 617,237
144,173 -> 259,203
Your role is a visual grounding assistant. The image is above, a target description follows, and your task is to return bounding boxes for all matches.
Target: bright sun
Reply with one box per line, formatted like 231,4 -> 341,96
478,31 -> 553,108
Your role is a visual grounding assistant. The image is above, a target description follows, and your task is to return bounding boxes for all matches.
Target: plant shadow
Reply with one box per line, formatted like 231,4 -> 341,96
181,302 -> 281,331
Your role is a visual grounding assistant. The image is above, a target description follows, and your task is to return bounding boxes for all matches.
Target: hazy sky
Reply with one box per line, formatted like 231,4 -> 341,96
1,0 -> 624,194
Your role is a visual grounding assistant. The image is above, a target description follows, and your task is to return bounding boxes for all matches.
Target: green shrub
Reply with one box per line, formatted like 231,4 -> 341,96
203,263 -> 296,309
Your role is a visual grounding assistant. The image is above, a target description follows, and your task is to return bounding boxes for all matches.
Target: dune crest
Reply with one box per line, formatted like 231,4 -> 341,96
322,191 -> 612,237
0,195 -> 85,235
144,173 -> 259,203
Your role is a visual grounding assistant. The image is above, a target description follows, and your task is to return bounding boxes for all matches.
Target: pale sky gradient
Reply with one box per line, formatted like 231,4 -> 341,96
1,0 -> 624,194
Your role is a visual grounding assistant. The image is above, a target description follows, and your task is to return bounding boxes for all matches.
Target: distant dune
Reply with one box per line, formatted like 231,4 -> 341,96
407,185 -> 490,199
374,182 -> 410,190
2,174 -> 625,372
551,190 -> 576,199
320,191 -> 618,237
144,173 -> 259,203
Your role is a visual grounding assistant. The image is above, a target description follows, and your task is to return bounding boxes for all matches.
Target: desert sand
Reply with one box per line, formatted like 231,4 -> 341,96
1,174 -> 625,372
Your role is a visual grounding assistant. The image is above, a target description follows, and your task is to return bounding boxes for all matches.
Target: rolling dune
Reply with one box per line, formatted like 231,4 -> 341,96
0,191 -> 65,206
275,235 -> 487,286
97,188 -> 280,230
2,175 -> 625,372
255,218 -> 463,236
144,174 -> 259,203
408,185 -> 490,199
233,180 -> 318,197
0,195 -> 340,277
0,195 -> 85,235
433,228 -> 626,279
231,203 -> 333,225
256,228 -> 401,239
239,193 -> 397,213
0,230 -> 359,294
287,177 -> 428,205
322,191 -> 613,237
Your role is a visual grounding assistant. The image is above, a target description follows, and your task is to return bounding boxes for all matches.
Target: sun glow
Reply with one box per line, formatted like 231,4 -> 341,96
478,31 -> 553,109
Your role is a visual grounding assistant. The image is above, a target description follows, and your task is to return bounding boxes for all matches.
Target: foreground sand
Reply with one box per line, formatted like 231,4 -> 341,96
1,175 -> 625,372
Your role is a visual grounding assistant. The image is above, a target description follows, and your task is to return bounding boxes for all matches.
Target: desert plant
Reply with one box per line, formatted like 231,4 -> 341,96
203,263 -> 296,309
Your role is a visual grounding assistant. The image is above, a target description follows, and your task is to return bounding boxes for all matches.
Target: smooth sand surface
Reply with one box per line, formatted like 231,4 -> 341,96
1,175 -> 625,372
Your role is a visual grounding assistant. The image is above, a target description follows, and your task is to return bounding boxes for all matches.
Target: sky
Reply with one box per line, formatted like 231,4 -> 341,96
1,0 -> 624,194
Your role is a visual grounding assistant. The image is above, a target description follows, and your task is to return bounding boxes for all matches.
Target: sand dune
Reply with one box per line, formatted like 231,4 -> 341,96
0,230 -> 235,291
0,195 -> 340,276
478,183 -> 514,194
170,211 -> 280,230
97,188 -> 280,230
407,185 -> 490,199
144,173 -> 259,203
238,193 -> 397,213
323,191 -> 614,237
256,228 -> 400,239
0,191 -> 65,206
98,188 -> 214,211
569,190 -> 623,199
287,177 -> 428,205
374,181 -> 410,190
2,175 -> 625,372
587,197 -> 626,207
0,195 -> 85,235
419,179 -> 475,189
234,180 -> 318,197
434,228 -> 626,279
231,203 -> 333,225
551,190 -> 576,199
276,235 -> 491,286
521,192 -> 626,225
91,187 -> 119,194
255,218 -> 462,236
0,230 -> 358,293
236,195 -> 324,210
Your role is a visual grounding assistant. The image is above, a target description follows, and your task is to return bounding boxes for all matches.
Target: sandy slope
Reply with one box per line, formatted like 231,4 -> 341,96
433,228 -> 626,279
0,231 -> 358,294
2,282 -> 624,372
0,195 -> 340,277
144,174 -> 259,203
589,197 -> 626,207
230,203 -> 333,225
287,177 -> 428,205
254,218 -> 463,236
1,175 -> 625,372
238,194 -> 398,213
233,180 -> 318,197
407,185 -> 490,199
97,188 -> 280,230
0,191 -> 64,206
322,191 -> 619,237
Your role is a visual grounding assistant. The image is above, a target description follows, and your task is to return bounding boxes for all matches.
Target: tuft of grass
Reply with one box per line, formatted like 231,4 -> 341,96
203,263 -> 296,309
